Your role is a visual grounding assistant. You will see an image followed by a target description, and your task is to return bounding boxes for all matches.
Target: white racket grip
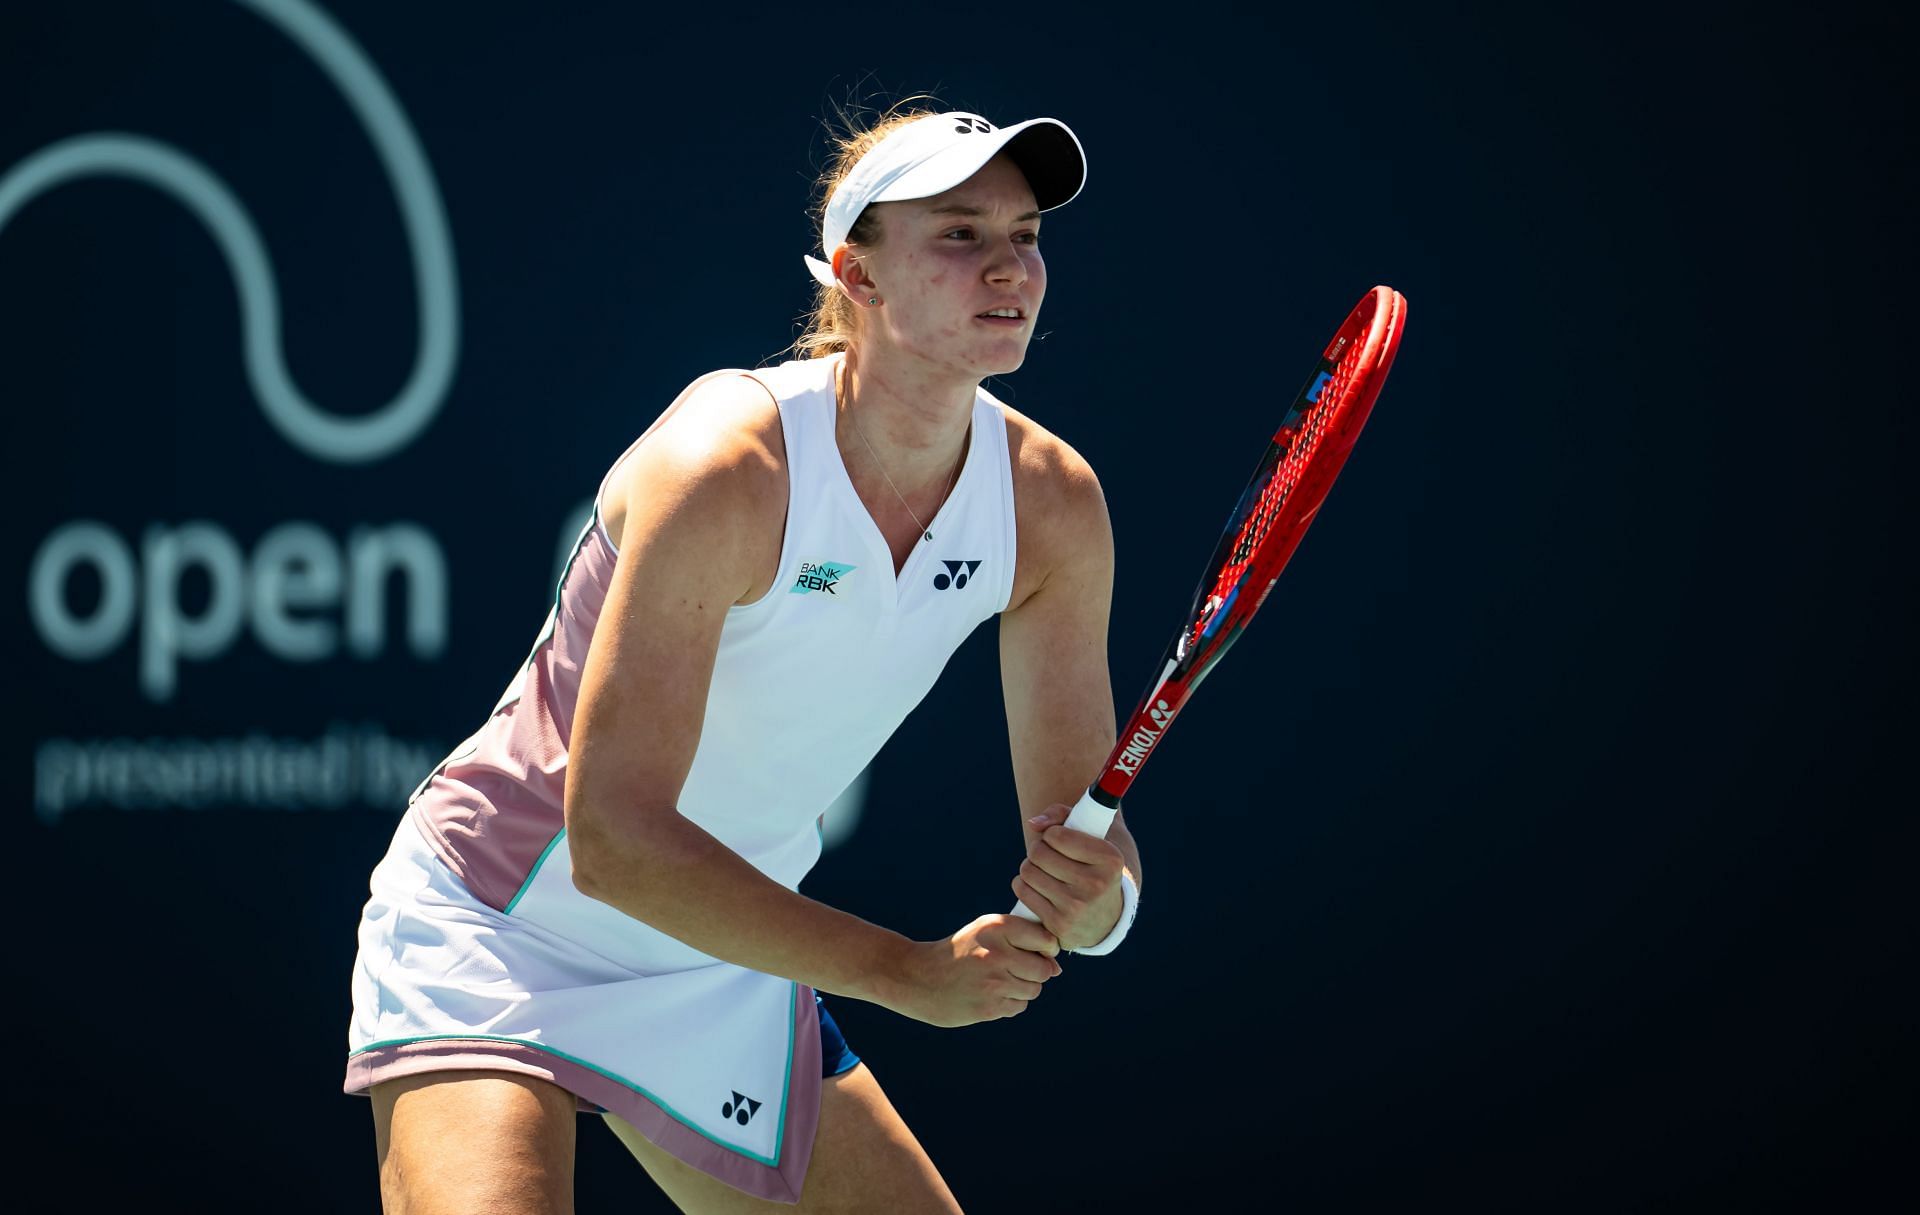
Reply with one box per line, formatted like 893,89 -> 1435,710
1010,788 -> 1117,922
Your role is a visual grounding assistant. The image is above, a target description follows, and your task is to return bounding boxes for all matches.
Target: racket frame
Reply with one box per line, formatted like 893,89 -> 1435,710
1013,285 -> 1407,893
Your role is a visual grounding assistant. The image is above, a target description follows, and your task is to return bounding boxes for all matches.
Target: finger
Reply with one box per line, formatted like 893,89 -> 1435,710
1002,945 -> 1062,983
995,910 -> 1062,957
1023,806 -> 1070,844
1000,999 -> 1030,1020
1018,858 -> 1081,908
1041,823 -> 1124,864
1026,840 -> 1096,886
999,977 -> 1045,1001
1010,878 -> 1079,954
1010,875 -> 1060,933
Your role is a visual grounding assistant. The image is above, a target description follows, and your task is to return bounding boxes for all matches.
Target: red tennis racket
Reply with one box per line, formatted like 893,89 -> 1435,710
1013,285 -> 1408,913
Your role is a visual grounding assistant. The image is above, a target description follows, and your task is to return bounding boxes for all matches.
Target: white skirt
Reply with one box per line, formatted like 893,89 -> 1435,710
344,814 -> 822,1202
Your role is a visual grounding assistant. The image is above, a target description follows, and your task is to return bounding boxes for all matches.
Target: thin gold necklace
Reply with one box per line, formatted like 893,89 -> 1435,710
839,367 -> 963,543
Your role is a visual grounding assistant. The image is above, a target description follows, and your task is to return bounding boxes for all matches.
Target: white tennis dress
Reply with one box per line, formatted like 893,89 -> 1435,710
345,353 -> 1018,1202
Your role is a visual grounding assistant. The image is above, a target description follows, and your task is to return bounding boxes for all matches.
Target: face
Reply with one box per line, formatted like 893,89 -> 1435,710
845,153 -> 1047,378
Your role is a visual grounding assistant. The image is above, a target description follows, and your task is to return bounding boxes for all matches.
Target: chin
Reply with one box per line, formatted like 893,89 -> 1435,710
974,340 -> 1031,377
918,337 -> 1029,381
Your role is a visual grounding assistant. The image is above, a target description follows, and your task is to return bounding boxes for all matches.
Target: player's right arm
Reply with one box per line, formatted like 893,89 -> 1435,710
564,375 -> 1060,1028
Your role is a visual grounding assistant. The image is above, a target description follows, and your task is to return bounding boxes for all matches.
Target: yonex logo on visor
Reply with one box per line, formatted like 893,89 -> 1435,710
803,111 -> 1087,290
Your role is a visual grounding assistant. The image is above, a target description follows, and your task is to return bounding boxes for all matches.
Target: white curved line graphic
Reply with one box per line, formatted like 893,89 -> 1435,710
0,0 -> 458,464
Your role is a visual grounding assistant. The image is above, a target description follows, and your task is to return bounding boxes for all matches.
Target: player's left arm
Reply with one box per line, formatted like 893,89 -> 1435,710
999,434 -> 1142,950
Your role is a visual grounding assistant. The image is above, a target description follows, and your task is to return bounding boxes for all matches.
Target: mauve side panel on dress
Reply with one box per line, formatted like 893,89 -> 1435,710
413,524 -> 617,911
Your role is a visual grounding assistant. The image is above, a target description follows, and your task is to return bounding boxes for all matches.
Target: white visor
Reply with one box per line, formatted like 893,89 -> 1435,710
804,111 -> 1087,289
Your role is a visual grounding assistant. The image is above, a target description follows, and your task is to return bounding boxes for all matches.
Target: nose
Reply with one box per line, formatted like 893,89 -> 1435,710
984,234 -> 1029,289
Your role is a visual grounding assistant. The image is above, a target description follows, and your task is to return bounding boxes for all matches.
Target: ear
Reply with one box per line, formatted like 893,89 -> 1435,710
833,245 -> 878,303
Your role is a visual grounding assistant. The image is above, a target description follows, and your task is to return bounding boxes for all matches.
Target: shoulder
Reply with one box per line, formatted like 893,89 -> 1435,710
646,371 -> 786,477
603,371 -> 788,554
995,398 -> 1112,613
997,398 -> 1105,517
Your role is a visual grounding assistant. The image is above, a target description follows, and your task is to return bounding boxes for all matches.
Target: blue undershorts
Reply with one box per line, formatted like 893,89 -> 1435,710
816,995 -> 860,1077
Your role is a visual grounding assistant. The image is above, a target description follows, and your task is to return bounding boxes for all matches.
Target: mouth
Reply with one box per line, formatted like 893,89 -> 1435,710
975,307 -> 1027,325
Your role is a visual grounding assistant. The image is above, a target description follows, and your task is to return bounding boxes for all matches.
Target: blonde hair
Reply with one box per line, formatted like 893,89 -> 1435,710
792,100 -> 946,359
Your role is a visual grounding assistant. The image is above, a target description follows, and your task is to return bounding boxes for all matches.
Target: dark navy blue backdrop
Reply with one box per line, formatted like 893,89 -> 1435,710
4,2 -> 1908,1209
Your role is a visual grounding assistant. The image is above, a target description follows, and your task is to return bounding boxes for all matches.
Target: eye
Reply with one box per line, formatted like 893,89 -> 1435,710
942,227 -> 976,240
1015,230 -> 1041,245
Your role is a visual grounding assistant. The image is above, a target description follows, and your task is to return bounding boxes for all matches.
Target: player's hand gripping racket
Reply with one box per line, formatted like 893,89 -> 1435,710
1012,285 -> 1408,920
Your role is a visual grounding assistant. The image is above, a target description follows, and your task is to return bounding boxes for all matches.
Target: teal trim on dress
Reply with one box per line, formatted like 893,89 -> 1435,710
504,829 -> 567,914
772,983 -> 795,1153
350,1004 -> 801,1168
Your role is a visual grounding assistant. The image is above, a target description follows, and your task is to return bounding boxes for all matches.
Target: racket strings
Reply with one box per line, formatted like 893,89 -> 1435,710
1187,341 -> 1371,653
1265,360 -> 1350,527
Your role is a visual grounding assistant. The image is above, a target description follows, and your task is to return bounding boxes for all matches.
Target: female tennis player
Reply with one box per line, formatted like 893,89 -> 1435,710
345,104 -> 1142,1213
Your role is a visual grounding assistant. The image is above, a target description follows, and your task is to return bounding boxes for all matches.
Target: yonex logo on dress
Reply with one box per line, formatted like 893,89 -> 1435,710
721,1091 -> 763,1126
792,560 -> 856,596
934,560 -> 982,590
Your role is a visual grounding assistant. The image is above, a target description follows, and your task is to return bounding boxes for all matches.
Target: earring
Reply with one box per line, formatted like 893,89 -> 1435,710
868,297 -> 879,306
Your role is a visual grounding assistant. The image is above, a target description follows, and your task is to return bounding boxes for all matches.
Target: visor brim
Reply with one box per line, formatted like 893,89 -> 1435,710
869,117 -> 1086,213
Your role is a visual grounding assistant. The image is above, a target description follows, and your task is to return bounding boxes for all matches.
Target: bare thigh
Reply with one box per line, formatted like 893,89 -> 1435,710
372,1069 -> 579,1215
603,1064 -> 964,1215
